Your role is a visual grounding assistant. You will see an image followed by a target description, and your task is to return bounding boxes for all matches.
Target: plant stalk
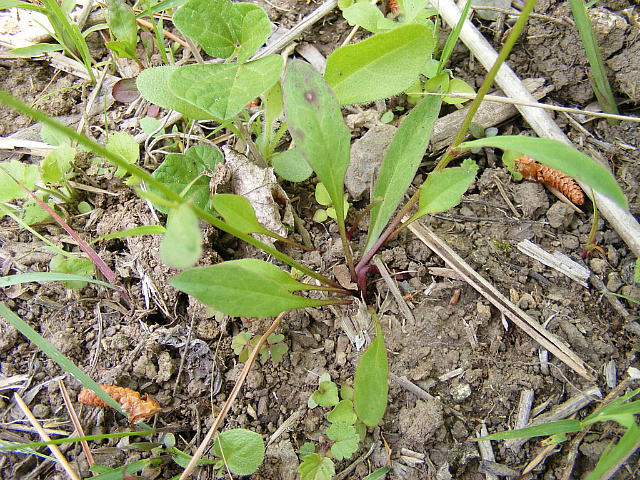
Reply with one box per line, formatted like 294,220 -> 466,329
434,0 -> 537,171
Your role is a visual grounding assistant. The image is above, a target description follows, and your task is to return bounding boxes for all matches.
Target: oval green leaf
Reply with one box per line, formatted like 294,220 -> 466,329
136,66 -> 215,120
460,136 -> 627,208
271,148 -> 313,182
354,320 -> 388,426
169,259 -> 335,317
411,162 -> 478,220
209,194 -> 270,235
214,428 -> 264,476
169,55 -> 283,120
325,23 -> 434,105
160,202 -> 203,270
283,60 -> 351,224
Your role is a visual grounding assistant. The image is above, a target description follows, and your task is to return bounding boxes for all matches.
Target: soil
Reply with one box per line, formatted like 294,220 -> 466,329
1,0 -> 640,479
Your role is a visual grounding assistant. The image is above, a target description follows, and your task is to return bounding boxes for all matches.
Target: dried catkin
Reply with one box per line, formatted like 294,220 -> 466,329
515,155 -> 585,205
387,0 -> 400,15
78,385 -> 161,424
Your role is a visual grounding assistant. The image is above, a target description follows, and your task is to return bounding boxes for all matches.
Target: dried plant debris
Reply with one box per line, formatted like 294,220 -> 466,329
78,385 -> 161,424
515,155 -> 585,205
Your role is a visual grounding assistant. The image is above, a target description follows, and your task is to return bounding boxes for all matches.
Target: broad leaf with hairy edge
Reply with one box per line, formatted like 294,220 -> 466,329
325,24 -> 434,105
460,136 -> 627,208
160,202 -> 203,270
149,145 -> 222,215
410,160 -> 478,221
298,453 -> 335,480
214,429 -> 264,476
169,259 -> 335,317
136,66 -> 215,120
365,95 -> 442,253
283,60 -> 350,226
209,194 -> 271,236
169,55 -> 283,120
172,0 -> 237,58
354,316 -> 388,426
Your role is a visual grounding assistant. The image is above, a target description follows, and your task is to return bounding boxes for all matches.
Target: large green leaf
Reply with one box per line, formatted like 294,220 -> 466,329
460,136 -> 627,208
172,0 -> 237,58
325,24 -> 434,105
365,94 -> 442,253
169,55 -> 283,120
169,259 -> 335,317
136,66 -> 215,120
353,318 -> 388,426
283,60 -> 350,225
237,7 -> 272,63
214,429 -> 264,476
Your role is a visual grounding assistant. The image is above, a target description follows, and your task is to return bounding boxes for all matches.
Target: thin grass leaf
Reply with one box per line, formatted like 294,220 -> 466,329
0,430 -> 155,452
477,419 -> 583,441
567,0 -> 619,121
586,421 -> 640,480
89,225 -> 165,244
0,273 -> 116,289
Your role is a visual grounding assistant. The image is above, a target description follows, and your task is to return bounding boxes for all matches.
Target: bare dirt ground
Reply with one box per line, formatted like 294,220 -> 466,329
1,0 -> 640,478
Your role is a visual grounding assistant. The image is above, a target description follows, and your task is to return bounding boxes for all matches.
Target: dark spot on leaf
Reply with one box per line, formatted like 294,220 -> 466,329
292,129 -> 305,141
304,90 -> 316,103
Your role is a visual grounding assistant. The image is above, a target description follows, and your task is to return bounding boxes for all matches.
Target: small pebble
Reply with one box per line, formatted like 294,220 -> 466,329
589,258 -> 608,275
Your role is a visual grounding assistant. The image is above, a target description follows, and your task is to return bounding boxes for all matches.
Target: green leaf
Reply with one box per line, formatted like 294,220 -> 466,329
49,255 -> 94,289
10,43 -> 64,56
160,202 -> 203,269
326,423 -> 359,461
365,94 -> 442,253
0,0 -> 44,11
363,467 -> 391,480
298,453 -> 335,480
586,421 -> 639,480
460,136 -> 627,208
342,3 -> 394,33
169,259 -> 335,318
209,194 -> 271,236
310,380 -> 340,408
41,143 -> 75,184
354,319 -> 388,427
315,182 -> 332,206
283,60 -> 350,225
106,0 -> 138,58
40,122 -> 71,146
0,273 -> 116,290
477,419 -> 583,441
411,163 -> 477,220
269,342 -> 288,362
237,7 -> 271,63
173,0 -> 237,58
443,77 -> 474,104
213,428 -> 264,476
106,132 -> 139,177
149,146 -> 223,214
327,400 -> 357,425
136,66 -> 216,120
169,55 -> 283,120
271,148 -> 313,182
299,442 -> 315,459
0,161 -> 39,202
325,24 -> 434,105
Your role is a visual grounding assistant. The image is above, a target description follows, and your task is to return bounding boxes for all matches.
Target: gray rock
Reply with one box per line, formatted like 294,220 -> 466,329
345,124 -> 397,201
546,201 -> 575,229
